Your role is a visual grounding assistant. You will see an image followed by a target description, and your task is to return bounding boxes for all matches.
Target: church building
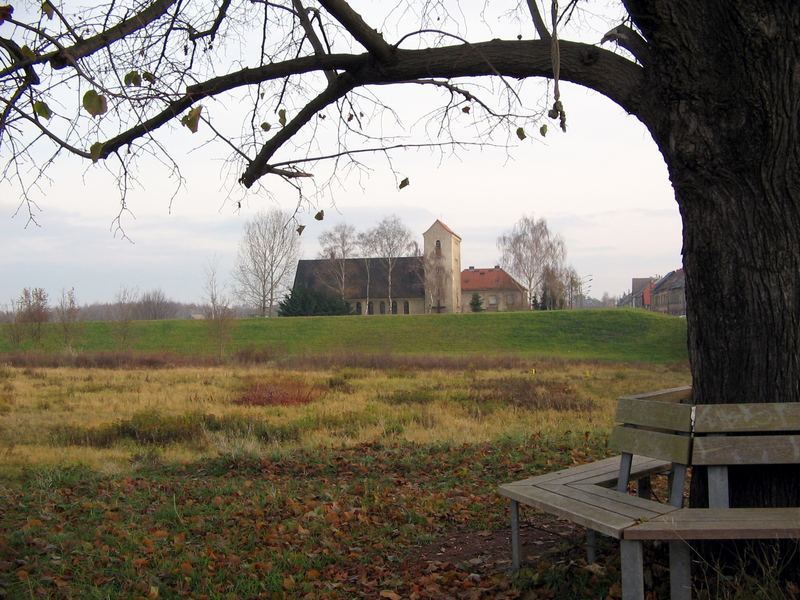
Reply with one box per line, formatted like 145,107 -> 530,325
292,220 -> 524,314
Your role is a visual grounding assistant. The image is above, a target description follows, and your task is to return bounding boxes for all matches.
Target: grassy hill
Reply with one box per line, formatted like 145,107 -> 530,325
0,309 -> 687,364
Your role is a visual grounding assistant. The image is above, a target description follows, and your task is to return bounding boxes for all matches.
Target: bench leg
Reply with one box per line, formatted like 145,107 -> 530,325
669,541 -> 692,600
620,540 -> 644,600
707,466 -> 729,508
669,464 -> 687,507
510,500 -> 520,570
586,529 -> 597,563
617,453 -> 633,493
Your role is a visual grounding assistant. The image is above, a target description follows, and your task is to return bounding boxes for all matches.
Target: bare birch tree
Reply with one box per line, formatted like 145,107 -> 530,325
356,229 -> 378,315
365,216 -> 412,314
203,258 -> 235,358
233,210 -> 300,317
113,287 -> 138,349
55,287 -> 82,348
498,215 -> 566,309
317,223 -> 357,299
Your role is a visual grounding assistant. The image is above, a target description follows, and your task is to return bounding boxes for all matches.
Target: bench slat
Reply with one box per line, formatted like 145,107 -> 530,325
498,483 -> 637,538
616,397 -> 693,432
511,455 -> 668,487
609,426 -> 692,464
624,508 -> 800,540
571,483 -> 677,515
620,386 -> 692,404
693,434 -> 800,465
578,460 -> 672,487
538,483 -> 666,521
694,403 -> 800,433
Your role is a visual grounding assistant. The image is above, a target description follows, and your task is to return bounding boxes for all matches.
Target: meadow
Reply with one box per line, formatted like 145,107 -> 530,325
0,310 -> 695,598
0,309 -> 687,364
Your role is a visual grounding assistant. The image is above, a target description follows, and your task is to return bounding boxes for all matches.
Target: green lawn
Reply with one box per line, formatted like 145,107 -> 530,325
1,309 -> 687,364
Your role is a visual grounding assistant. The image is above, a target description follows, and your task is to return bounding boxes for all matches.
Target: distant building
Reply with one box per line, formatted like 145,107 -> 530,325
461,266 -> 527,311
293,220 -> 525,314
618,277 -> 657,309
293,256 -> 425,315
651,269 -> 686,316
293,220 -> 463,315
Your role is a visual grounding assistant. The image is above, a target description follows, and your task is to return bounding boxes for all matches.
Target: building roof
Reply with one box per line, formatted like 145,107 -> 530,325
631,277 -> 656,296
652,269 -> 685,294
424,219 -> 461,240
294,257 -> 425,299
461,267 -> 526,292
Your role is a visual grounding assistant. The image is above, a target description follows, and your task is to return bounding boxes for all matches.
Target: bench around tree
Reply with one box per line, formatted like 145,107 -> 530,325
498,387 -> 800,600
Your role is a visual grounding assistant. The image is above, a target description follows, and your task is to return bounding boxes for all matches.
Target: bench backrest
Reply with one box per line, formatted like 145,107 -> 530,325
609,387 -> 693,506
693,402 -> 800,466
609,387 -> 693,464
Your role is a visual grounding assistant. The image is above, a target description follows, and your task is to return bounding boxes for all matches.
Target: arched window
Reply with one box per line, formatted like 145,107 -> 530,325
380,301 -> 386,314
356,302 -> 362,314
435,239 -> 442,256
391,300 -> 397,314
367,302 -> 373,315
403,301 -> 410,314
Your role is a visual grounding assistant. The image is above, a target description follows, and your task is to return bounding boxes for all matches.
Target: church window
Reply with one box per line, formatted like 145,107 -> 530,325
488,295 -> 498,306
435,240 -> 441,256
391,301 -> 397,314
356,302 -> 362,314
403,301 -> 410,314
368,302 -> 373,315
380,301 -> 386,314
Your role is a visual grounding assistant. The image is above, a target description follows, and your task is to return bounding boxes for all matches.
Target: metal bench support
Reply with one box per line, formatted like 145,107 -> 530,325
707,466 -> 729,508
669,541 -> 692,600
510,499 -> 520,570
586,529 -> 597,563
620,540 -> 644,600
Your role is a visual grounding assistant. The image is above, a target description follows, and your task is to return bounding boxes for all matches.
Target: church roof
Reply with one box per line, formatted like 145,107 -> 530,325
294,257 -> 425,299
461,267 -> 526,292
424,219 -> 461,240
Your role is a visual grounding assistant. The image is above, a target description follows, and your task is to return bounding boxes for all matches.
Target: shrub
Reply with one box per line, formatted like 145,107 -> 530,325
278,286 -> 352,316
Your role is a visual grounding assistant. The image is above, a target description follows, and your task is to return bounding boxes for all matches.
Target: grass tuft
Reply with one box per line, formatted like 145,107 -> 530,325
470,376 -> 593,412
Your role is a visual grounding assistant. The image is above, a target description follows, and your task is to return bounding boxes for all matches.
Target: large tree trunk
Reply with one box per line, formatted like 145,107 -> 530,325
629,1 -> 800,507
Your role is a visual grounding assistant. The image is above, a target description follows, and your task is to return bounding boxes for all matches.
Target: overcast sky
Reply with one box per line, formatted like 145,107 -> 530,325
0,4 -> 682,306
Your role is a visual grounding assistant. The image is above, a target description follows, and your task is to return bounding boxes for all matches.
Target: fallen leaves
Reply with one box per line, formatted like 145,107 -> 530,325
0,435 -> 611,598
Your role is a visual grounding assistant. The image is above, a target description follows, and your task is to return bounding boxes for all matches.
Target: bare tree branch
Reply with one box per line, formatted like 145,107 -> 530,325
318,0 -> 395,63
241,73 -> 357,186
292,0 -> 336,83
49,0 -> 181,69
526,0 -> 551,41
601,24 -> 651,66
188,0 -> 232,42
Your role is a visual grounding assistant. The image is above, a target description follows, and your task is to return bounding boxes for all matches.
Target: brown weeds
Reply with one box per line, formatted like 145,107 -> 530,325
470,376 -> 594,412
233,376 -> 322,406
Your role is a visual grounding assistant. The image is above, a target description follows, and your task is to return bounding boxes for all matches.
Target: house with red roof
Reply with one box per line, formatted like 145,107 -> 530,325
461,266 -> 528,312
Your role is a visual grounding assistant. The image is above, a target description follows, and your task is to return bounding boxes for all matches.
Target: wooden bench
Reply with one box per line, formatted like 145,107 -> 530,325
499,386 -> 692,594
623,401 -> 800,599
499,388 -> 800,600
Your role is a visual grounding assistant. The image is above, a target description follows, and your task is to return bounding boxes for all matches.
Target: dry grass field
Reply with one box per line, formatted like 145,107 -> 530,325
0,354 -> 703,599
0,360 -> 688,477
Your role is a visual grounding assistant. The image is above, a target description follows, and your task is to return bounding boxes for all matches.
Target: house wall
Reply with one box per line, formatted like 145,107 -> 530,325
348,296 -> 426,315
651,289 -> 686,316
461,290 -> 526,312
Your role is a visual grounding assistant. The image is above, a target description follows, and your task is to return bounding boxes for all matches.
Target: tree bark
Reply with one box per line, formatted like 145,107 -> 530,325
628,0 -> 800,507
